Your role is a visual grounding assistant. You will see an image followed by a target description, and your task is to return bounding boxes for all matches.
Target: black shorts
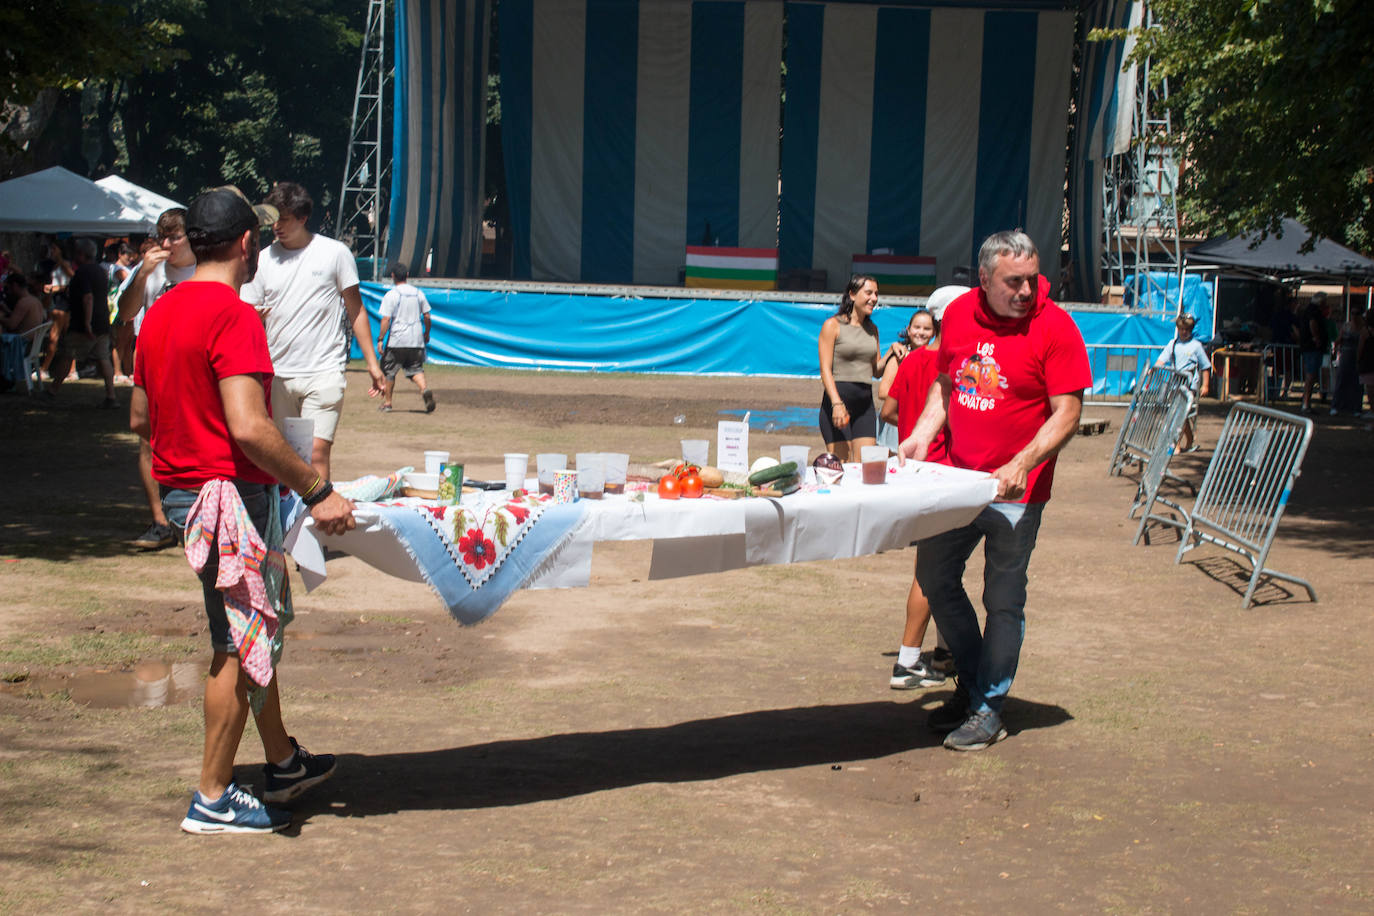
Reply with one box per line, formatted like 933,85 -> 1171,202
819,381 -> 877,442
381,346 -> 426,379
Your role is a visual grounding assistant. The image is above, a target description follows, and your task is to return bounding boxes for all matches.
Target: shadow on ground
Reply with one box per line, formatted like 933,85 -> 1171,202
267,697 -> 1071,817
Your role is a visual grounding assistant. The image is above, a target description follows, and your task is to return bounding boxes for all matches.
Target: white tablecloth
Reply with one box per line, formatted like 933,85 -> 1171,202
289,460 -> 997,597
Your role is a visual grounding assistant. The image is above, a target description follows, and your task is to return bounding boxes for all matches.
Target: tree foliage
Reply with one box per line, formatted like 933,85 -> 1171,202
117,0 -> 363,223
0,0 -> 180,106
3,0 -> 364,232
1100,0 -> 1374,251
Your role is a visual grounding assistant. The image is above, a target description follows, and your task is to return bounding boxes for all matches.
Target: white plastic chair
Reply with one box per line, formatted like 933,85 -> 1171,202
17,320 -> 52,395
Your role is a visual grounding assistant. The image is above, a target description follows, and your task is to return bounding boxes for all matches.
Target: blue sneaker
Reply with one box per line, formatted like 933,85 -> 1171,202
262,737 -> 336,803
180,782 -> 291,834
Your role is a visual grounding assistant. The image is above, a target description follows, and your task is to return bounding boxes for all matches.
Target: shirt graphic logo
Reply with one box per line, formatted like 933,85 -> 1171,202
954,350 -> 1007,412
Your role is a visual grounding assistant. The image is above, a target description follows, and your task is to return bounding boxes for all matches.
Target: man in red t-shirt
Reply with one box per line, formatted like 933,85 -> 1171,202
901,230 -> 1091,751
131,187 -> 358,834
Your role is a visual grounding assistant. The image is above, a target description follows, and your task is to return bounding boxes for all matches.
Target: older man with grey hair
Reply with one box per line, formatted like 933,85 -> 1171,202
900,230 -> 1091,751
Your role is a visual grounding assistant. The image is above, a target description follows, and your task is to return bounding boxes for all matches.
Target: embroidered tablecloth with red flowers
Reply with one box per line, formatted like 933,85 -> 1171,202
354,491 -> 590,625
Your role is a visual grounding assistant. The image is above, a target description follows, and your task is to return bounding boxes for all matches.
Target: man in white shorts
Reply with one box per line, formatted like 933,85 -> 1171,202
240,181 -> 385,478
376,261 -> 435,413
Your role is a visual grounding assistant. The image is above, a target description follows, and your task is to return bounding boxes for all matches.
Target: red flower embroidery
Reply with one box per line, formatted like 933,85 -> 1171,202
505,503 -> 529,524
421,505 -> 447,520
458,527 -> 496,569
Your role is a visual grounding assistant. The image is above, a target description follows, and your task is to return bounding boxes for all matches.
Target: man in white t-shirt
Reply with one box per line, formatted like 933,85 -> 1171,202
376,262 -> 435,413
240,182 -> 385,478
115,208 -> 202,549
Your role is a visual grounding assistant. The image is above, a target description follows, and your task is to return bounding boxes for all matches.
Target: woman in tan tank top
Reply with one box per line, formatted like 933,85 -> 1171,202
818,274 -> 905,460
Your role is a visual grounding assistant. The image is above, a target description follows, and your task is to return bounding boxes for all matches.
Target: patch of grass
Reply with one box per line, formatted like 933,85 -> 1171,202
358,613 -> 418,625
732,887 -> 808,915
0,632 -> 200,670
947,754 -> 1009,778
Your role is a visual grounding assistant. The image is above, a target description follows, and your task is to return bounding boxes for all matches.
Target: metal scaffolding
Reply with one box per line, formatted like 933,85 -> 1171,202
1101,3 -> 1183,313
335,0 -> 390,281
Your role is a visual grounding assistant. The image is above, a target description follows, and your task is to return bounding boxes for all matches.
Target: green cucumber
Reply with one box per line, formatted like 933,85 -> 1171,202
748,461 -> 798,486
753,472 -> 802,496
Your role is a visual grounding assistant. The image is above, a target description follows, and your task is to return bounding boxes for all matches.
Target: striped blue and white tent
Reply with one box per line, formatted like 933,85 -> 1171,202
1068,0 -> 1138,300
385,0 -> 1131,293
499,0 -> 783,285
779,1 -> 1075,290
387,0 -> 491,278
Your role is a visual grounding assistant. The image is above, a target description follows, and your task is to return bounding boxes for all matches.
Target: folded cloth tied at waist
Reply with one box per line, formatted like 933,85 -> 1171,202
185,480 -> 291,693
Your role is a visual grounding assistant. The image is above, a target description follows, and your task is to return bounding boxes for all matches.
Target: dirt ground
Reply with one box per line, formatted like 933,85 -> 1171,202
2,366 -> 1372,914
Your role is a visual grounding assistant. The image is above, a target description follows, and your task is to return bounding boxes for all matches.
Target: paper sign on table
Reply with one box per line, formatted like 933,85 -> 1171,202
717,415 -> 750,472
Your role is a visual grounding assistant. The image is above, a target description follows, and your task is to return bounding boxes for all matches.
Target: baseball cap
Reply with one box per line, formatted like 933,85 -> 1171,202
185,186 -> 279,246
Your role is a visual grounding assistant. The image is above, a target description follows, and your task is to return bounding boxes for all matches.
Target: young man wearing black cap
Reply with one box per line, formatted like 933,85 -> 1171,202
375,261 -> 435,413
131,187 -> 358,834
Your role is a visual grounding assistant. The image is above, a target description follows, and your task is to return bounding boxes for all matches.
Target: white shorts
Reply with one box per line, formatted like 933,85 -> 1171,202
271,370 -> 346,442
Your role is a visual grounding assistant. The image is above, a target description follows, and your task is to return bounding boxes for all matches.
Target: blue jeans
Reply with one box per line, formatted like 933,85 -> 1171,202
161,482 -> 272,654
916,501 -> 1045,715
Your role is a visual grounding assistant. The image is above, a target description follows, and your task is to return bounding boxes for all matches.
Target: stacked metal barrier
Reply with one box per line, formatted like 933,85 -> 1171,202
1108,366 -> 1191,477
1129,387 -> 1194,545
1173,403 -> 1316,608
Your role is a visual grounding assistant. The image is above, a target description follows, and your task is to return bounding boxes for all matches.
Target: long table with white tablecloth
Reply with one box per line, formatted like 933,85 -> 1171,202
285,460 -> 998,624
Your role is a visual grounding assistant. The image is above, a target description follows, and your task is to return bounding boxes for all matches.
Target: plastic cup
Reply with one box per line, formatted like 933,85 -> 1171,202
779,445 -> 810,469
553,469 -> 578,503
602,452 -> 629,494
861,445 -> 889,485
504,453 -> 529,492
536,453 -> 567,496
575,453 -> 605,500
681,439 -> 709,467
283,417 -> 315,464
424,450 -> 450,476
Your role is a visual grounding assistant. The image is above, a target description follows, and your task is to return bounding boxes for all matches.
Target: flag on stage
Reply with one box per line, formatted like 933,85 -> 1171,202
684,246 -> 778,291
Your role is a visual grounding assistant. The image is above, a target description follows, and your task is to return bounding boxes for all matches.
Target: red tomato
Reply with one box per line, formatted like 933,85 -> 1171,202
657,475 -> 681,499
679,473 -> 704,498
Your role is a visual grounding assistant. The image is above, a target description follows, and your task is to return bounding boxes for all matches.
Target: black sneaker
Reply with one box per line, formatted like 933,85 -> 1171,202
132,523 -> 175,550
423,389 -> 436,413
943,708 -> 1007,751
890,656 -> 946,690
262,737 -> 336,803
927,680 -> 970,732
929,647 -> 956,675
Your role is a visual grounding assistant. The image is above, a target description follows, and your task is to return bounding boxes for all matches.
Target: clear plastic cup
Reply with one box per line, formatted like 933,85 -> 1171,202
681,439 -> 709,467
860,445 -> 889,485
601,452 -> 629,494
779,445 -> 810,469
504,453 -> 529,492
536,453 -> 567,496
283,418 -> 315,464
575,453 -> 606,500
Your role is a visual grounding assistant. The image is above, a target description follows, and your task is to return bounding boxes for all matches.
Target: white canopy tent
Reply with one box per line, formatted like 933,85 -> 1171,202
0,166 -> 159,234
95,174 -> 184,222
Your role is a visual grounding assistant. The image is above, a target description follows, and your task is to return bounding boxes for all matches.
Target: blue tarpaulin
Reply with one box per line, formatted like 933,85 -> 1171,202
1123,271 -> 1216,342
357,283 -> 1188,395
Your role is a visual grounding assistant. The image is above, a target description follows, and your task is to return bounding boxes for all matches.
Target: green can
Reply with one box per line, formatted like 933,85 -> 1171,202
437,462 -> 464,505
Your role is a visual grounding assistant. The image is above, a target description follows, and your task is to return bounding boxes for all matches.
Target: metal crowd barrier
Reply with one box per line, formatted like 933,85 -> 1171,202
1108,366 -> 1190,477
1175,403 -> 1316,608
1083,343 -> 1161,403
1262,343 -> 1300,405
1129,387 -> 1194,545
